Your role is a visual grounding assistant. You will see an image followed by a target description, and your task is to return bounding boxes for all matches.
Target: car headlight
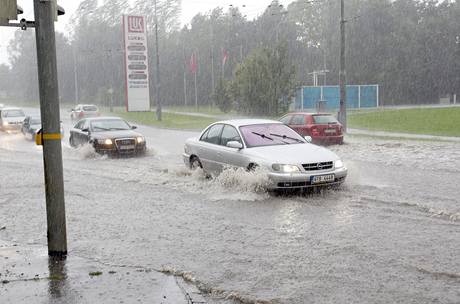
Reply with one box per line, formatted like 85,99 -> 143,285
3,121 -> 8,126
335,159 -> 344,168
272,164 -> 300,173
136,136 -> 144,143
98,138 -> 113,145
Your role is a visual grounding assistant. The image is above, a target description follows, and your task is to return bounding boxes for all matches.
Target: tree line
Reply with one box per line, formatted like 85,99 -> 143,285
0,0 -> 459,115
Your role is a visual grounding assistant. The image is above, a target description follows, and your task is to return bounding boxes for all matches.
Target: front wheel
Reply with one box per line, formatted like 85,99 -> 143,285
69,135 -> 76,147
190,156 -> 202,170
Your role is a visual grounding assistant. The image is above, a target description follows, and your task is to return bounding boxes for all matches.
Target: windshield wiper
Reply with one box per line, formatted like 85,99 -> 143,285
251,131 -> 273,141
269,133 -> 304,143
109,127 -> 129,130
92,126 -> 110,131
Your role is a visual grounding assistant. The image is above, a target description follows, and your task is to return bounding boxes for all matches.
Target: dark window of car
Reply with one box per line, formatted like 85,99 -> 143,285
279,115 -> 292,124
74,120 -> 85,129
220,125 -> 242,147
291,115 -> 305,125
201,124 -> 223,145
83,105 -> 98,111
199,128 -> 210,141
2,109 -> 25,117
312,115 -> 338,124
90,119 -> 131,132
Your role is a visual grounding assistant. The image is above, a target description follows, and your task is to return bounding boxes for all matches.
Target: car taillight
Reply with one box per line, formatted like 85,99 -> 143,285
79,112 -> 83,117
337,125 -> 343,135
311,127 -> 319,136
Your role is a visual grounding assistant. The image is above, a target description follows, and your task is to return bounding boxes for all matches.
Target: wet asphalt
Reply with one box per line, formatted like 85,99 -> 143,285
0,107 -> 459,303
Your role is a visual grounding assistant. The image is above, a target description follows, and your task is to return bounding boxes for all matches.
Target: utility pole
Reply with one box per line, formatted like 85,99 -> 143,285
154,0 -> 161,121
338,0 -> 347,131
210,22 -> 215,107
33,0 -> 67,257
72,46 -> 79,103
183,46 -> 187,106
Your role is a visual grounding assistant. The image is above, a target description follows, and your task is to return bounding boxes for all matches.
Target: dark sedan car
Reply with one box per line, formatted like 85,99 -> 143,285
69,117 -> 146,156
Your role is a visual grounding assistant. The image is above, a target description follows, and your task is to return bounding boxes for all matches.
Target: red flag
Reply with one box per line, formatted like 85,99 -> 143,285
222,49 -> 228,67
189,53 -> 197,74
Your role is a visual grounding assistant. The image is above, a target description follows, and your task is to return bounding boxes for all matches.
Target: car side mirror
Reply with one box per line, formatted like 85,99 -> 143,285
304,136 -> 312,143
131,125 -> 137,130
227,141 -> 243,149
81,128 -> 90,134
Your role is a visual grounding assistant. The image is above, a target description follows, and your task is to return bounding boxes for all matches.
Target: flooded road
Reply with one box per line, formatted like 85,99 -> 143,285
1,108 -> 459,303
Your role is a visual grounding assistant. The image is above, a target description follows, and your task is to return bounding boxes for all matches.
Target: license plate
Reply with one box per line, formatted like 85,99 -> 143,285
311,174 -> 335,184
119,145 -> 135,150
325,128 -> 336,134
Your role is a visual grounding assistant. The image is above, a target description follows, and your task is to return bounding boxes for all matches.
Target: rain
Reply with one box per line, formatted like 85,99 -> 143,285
1,0 -> 460,303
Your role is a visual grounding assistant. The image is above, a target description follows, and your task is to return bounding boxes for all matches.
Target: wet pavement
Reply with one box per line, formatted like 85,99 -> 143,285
1,107 -> 460,303
0,240 -> 205,303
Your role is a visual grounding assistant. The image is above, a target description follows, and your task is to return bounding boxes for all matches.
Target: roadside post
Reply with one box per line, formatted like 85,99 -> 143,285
0,0 -> 67,256
338,0 -> 347,131
33,0 -> 67,257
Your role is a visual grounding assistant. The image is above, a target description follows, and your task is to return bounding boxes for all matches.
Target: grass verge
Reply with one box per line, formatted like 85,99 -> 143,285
348,107 -> 460,137
113,110 -> 218,130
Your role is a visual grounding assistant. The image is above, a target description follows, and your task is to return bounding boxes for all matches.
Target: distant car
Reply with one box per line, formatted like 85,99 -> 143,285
69,117 -> 146,156
0,107 -> 26,132
70,104 -> 100,122
279,112 -> 344,145
183,119 -> 347,190
21,115 -> 64,141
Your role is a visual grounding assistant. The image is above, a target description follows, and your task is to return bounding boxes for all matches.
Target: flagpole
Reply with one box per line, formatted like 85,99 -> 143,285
183,46 -> 187,106
194,70 -> 198,109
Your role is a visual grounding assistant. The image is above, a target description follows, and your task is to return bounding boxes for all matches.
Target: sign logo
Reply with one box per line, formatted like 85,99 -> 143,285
128,16 -> 144,33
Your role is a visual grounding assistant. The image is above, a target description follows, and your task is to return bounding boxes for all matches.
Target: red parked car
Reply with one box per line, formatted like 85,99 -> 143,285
279,112 -> 344,145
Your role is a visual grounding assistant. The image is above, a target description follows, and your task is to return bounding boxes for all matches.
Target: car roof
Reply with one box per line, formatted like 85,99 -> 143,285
212,119 -> 282,128
84,116 -> 124,121
1,107 -> 23,111
76,104 -> 98,107
283,112 -> 333,116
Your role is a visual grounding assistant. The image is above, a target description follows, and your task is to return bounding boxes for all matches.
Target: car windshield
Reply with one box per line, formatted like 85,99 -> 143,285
83,105 -> 98,111
313,115 -> 338,124
90,119 -> 131,132
3,110 -> 25,117
239,123 -> 305,148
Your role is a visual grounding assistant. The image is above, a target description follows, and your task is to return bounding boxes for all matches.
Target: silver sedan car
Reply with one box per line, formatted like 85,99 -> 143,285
183,119 -> 347,190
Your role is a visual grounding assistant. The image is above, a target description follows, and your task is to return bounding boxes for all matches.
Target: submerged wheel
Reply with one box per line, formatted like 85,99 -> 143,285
190,156 -> 203,170
69,135 -> 76,147
247,163 -> 258,172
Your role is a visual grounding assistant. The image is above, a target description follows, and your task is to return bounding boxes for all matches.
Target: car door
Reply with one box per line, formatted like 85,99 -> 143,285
290,114 -> 308,135
197,124 -> 224,173
217,124 -> 247,169
71,119 -> 87,145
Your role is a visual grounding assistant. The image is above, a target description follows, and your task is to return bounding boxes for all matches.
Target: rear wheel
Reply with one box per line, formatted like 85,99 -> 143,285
190,156 -> 203,170
69,135 -> 76,147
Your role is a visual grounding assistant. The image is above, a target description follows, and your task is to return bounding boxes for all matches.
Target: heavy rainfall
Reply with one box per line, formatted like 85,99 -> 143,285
0,0 -> 459,303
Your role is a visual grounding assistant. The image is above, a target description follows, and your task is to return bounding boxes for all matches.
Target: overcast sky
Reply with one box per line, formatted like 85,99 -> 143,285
0,0 -> 294,66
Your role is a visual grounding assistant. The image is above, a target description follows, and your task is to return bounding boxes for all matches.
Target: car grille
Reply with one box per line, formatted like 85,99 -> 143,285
302,161 -> 333,171
115,138 -> 135,146
114,138 -> 136,153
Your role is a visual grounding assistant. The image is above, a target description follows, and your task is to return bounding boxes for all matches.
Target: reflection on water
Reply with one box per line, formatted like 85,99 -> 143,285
48,256 -> 68,300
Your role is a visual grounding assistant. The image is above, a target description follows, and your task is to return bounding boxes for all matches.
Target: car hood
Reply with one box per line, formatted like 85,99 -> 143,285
245,143 -> 340,164
2,116 -> 25,123
90,130 -> 142,139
